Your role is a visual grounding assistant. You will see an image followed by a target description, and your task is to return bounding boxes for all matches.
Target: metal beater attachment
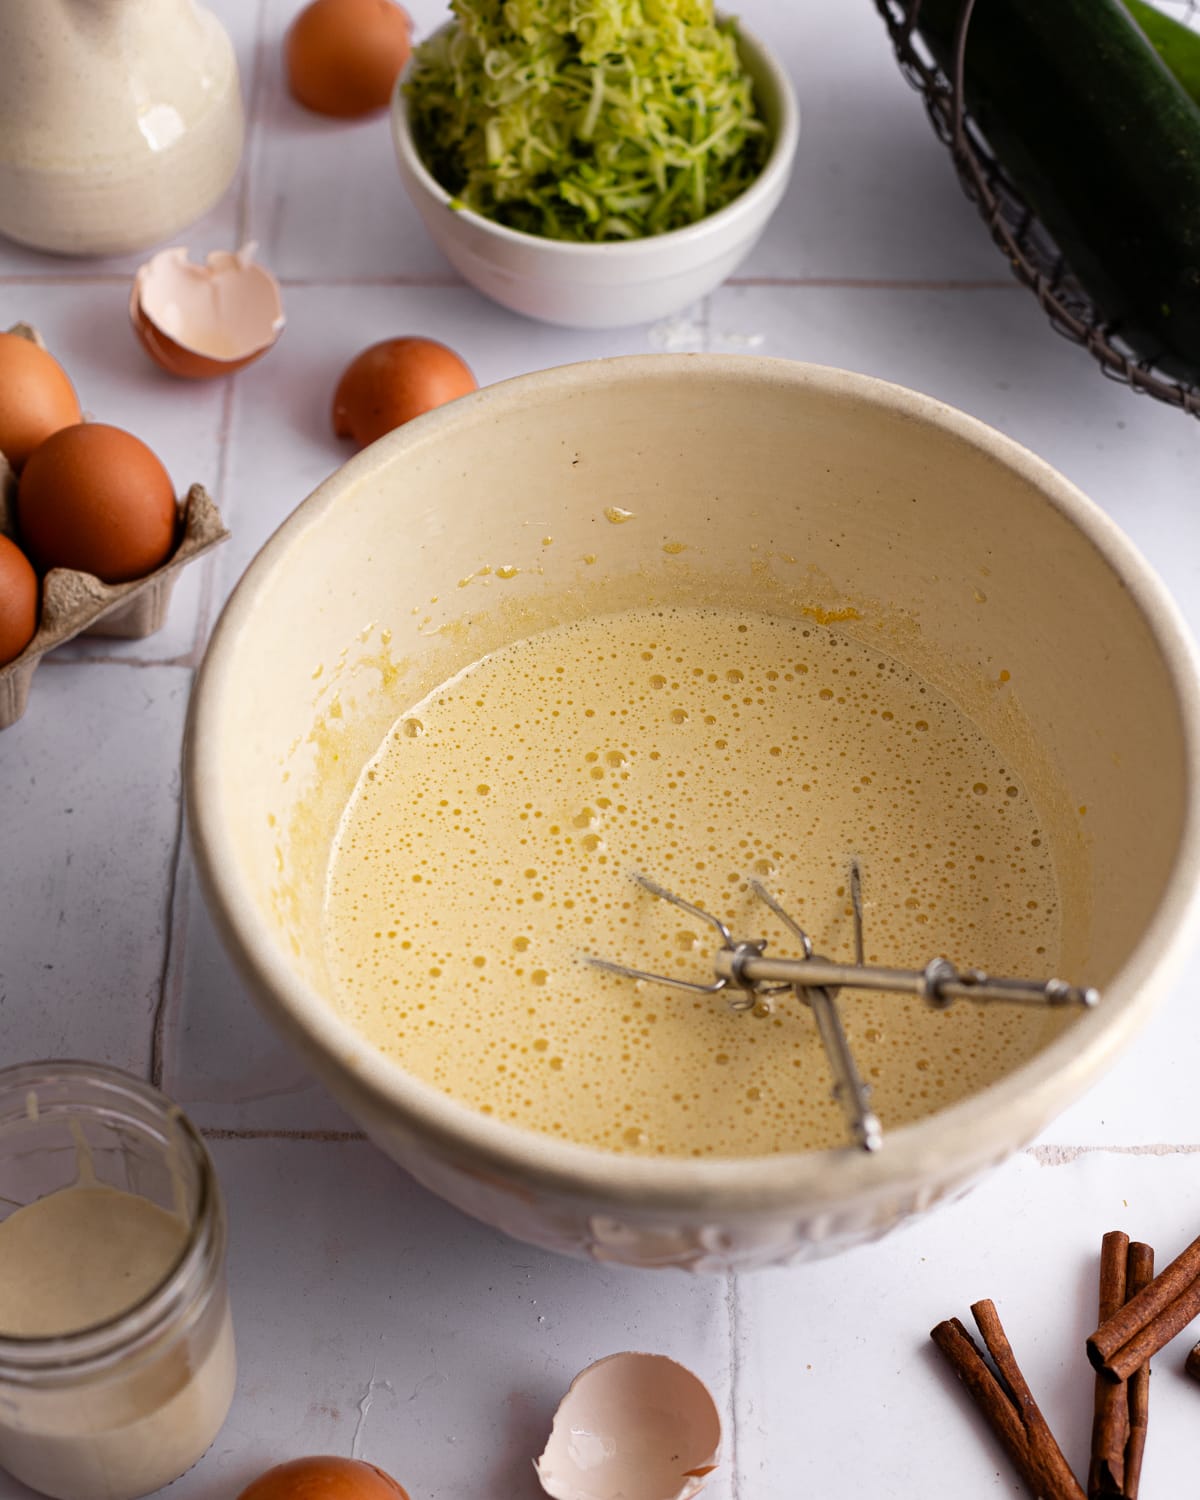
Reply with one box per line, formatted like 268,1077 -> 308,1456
585,866 -> 1099,1154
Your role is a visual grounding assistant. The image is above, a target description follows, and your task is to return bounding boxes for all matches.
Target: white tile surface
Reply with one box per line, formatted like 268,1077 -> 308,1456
181,1138 -> 732,1500
3,0 -> 1200,1496
736,1150 -> 1200,1500
159,849 -> 360,1134
734,1 -> 1005,282
0,664 -> 190,1073
250,0 -> 458,283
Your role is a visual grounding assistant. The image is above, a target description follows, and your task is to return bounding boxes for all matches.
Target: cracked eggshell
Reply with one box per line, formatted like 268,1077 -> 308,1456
535,1352 -> 721,1500
130,246 -> 284,379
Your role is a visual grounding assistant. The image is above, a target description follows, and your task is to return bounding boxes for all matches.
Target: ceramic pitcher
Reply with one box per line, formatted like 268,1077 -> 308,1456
0,0 -> 244,257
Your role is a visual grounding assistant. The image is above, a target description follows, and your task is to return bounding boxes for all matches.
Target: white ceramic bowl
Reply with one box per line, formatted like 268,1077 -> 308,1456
390,24 -> 799,329
186,356 -> 1200,1270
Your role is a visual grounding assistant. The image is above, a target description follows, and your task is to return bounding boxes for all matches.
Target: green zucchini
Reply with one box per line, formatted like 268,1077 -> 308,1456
914,0 -> 1200,382
1124,0 -> 1200,106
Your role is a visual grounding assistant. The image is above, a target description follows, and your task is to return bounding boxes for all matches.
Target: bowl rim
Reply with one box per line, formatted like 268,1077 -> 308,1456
186,354 -> 1200,1217
389,17 -> 801,258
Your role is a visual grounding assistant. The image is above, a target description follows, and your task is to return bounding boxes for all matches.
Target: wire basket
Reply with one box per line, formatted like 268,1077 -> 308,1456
874,0 -> 1200,419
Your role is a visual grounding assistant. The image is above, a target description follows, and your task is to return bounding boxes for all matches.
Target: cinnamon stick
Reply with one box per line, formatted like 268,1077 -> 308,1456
1087,1230 -> 1130,1498
931,1302 -> 1085,1500
1088,1228 -> 1200,1381
931,1318 -> 1038,1484
1186,1341 -> 1200,1383
1123,1241 -> 1154,1500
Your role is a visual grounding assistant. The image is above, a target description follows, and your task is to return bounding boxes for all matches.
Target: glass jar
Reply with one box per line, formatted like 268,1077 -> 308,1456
0,1062 -> 236,1500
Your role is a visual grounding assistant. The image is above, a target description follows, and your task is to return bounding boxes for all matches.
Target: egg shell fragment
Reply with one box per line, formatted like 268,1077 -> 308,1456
131,246 -> 285,379
535,1352 -> 721,1500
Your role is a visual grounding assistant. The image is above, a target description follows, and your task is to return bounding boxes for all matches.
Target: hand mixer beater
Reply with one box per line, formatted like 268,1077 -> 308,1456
587,864 -> 1099,1153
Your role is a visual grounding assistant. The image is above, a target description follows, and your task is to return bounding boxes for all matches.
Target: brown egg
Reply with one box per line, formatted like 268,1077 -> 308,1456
286,0 -> 412,118
0,331 -> 82,471
238,1455 -> 411,1500
18,424 -> 177,584
333,336 -> 477,448
0,534 -> 38,667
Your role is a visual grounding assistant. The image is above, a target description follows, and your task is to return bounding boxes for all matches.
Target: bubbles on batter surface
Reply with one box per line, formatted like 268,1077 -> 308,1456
323,606 -> 1061,1158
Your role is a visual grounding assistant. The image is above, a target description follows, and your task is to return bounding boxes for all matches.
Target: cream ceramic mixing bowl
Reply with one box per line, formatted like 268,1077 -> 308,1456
390,24 -> 798,329
186,356 -> 1200,1271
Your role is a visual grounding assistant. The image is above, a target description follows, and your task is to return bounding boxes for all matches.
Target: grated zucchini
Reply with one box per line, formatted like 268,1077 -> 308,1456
405,0 -> 768,242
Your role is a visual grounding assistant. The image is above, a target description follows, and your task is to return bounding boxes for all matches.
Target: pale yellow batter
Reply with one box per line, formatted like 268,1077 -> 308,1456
0,1185 -> 186,1337
324,607 -> 1062,1156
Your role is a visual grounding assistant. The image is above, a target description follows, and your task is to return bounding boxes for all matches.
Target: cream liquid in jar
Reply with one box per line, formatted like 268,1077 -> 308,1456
0,1186 -> 236,1500
0,1186 -> 186,1337
0,1071 -> 235,1500
323,606 -> 1063,1156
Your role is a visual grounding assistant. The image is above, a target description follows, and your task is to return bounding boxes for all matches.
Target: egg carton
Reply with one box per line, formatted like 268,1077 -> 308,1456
0,460 -> 229,730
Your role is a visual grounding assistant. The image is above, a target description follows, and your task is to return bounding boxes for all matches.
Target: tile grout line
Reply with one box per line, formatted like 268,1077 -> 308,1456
1025,1142 -> 1200,1165
149,0 -> 277,1092
278,273 -> 465,289
188,1129 -> 1200,1152
149,715 -> 194,1089
41,651 -> 198,670
200,1126 -> 368,1142
188,374 -> 239,663
726,1272 -> 743,1500
240,0 -> 274,244
726,275 -> 1020,291
185,0 -> 274,664
0,273 -> 134,286
0,273 -> 1026,292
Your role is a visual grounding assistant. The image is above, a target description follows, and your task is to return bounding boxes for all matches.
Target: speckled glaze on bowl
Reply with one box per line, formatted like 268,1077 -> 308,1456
390,23 -> 799,329
0,0 -> 243,257
186,356 -> 1200,1271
